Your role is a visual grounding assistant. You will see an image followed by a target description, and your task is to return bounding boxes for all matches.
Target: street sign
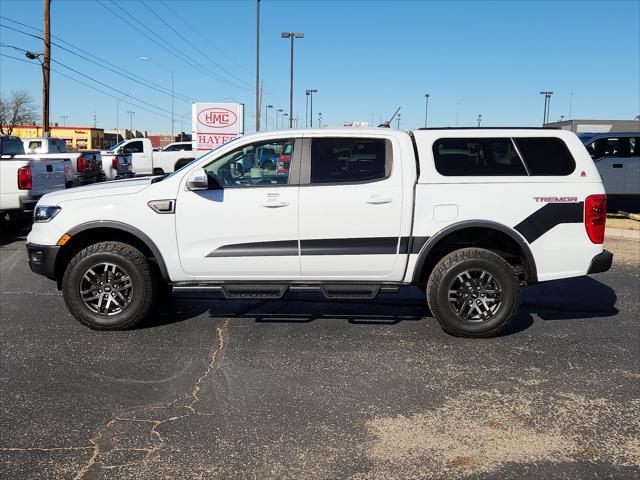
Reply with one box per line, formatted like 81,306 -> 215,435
192,102 -> 244,151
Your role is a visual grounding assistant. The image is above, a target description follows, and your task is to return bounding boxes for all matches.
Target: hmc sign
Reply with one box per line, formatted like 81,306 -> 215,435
192,102 -> 244,151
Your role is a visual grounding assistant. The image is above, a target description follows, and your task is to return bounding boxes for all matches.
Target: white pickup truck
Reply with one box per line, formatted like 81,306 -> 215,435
0,136 -> 66,221
104,138 -> 196,176
23,137 -> 103,186
26,128 -> 612,337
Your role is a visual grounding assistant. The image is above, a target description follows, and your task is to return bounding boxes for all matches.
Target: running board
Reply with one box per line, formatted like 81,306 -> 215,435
319,284 -> 381,299
171,282 -> 400,300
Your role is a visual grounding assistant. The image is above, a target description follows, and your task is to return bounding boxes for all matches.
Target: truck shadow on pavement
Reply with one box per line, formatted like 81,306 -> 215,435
151,276 -> 618,337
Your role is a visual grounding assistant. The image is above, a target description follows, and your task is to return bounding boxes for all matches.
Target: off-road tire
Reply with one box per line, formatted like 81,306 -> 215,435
426,247 -> 520,338
62,241 -> 157,330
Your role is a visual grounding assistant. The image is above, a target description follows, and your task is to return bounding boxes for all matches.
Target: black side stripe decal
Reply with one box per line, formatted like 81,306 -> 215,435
301,237 -> 397,255
206,236 -> 432,258
514,202 -> 584,243
206,240 -> 298,257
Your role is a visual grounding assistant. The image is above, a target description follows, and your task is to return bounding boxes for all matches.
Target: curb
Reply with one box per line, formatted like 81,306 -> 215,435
606,227 -> 640,240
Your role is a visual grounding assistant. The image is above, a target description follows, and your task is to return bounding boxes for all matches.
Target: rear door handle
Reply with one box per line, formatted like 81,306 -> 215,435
261,200 -> 289,208
366,195 -> 393,205
613,164 -> 623,168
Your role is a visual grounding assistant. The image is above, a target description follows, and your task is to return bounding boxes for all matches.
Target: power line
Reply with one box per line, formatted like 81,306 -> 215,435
0,53 -> 174,120
97,0 -> 252,92
158,0 -> 252,75
0,18 -> 194,103
139,0 -> 252,89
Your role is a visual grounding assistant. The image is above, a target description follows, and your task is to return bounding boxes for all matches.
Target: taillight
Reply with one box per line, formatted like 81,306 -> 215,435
112,157 -> 119,170
18,166 -> 32,190
77,156 -> 86,173
585,194 -> 607,244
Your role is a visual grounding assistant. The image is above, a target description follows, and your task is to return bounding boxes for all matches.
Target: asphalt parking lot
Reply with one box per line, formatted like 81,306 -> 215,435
1,221 -> 638,480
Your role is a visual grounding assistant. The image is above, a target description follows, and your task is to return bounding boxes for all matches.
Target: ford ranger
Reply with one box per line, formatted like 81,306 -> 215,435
26,128 -> 612,337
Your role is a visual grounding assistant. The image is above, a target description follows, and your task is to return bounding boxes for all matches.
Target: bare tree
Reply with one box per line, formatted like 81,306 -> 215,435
0,90 -> 38,135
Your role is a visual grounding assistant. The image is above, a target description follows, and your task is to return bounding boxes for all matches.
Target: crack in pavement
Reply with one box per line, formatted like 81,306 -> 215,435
68,318 -> 230,480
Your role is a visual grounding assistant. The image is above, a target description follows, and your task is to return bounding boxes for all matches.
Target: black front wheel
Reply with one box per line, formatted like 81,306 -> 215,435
62,241 -> 158,330
426,248 -> 521,338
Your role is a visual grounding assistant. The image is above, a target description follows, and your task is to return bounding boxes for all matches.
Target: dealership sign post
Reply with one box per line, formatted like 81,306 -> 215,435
192,102 -> 244,151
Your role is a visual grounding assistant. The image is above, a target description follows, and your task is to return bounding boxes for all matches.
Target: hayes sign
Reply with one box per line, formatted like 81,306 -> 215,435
192,102 -> 244,151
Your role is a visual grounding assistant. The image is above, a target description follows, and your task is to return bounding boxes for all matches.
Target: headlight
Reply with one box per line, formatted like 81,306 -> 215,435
34,206 -> 61,223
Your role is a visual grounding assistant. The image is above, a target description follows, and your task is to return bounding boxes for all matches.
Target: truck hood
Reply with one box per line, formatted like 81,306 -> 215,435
39,176 -> 154,205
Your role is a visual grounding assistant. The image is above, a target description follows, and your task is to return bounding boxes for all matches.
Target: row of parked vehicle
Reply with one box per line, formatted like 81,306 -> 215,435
0,135 -> 196,221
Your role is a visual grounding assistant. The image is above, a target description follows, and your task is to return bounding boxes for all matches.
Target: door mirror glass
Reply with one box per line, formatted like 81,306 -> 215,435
186,168 -> 210,190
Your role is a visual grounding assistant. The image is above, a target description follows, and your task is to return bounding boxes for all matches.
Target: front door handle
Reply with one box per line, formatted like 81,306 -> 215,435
366,195 -> 393,205
613,164 -> 623,168
261,200 -> 289,208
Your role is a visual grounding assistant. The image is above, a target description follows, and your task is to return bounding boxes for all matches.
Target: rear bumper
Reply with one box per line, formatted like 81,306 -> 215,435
19,195 -> 41,212
587,249 -> 613,274
26,243 -> 59,280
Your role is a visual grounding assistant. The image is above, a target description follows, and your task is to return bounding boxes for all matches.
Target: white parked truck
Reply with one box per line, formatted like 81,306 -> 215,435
27,128 -> 612,337
1,136 -> 67,221
22,137 -> 102,186
104,138 -> 197,176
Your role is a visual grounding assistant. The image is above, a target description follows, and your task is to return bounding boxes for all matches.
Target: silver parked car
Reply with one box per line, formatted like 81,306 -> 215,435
580,132 -> 640,197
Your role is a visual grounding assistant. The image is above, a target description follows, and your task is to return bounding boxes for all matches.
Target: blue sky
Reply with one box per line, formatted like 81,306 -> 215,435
1,0 -> 638,133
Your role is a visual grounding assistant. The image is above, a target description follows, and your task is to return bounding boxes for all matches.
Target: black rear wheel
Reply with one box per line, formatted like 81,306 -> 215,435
426,248 -> 520,338
62,241 -> 158,330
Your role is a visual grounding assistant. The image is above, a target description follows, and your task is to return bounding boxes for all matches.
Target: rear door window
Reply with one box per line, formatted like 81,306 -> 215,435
309,137 -> 390,184
433,138 -> 528,176
513,137 -> 576,175
1,138 -> 24,156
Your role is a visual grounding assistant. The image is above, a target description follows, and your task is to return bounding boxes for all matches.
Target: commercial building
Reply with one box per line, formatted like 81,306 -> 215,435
544,119 -> 640,134
7,125 -> 105,150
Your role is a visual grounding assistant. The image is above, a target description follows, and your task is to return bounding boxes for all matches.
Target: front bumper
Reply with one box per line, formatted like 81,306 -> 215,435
587,249 -> 613,274
26,243 -> 60,280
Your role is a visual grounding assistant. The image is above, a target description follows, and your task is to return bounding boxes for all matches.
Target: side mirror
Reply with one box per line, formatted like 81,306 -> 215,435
186,168 -> 209,191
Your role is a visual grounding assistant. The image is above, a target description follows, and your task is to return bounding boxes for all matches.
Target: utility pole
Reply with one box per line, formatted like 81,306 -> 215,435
171,70 -> 174,138
276,108 -> 282,129
255,0 -> 261,131
93,111 -> 97,128
396,113 -> 401,129
305,91 -> 309,127
318,112 -> 322,127
42,0 -> 51,136
477,114 -> 482,127
424,93 -> 430,128
60,115 -> 68,127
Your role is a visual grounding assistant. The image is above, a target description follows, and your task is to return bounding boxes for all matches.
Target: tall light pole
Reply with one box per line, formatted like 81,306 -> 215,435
281,32 -> 304,128
540,91 -> 553,126
306,89 -> 317,128
396,113 -> 401,129
456,102 -> 460,127
318,112 -> 322,127
276,108 -> 283,129
424,93 -> 430,128
115,91 -> 135,141
477,114 -> 482,127
305,91 -> 309,127
60,114 -> 68,127
265,104 -> 273,130
283,113 -> 289,128
255,0 -> 261,131
127,110 -> 135,131
141,56 -> 174,137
